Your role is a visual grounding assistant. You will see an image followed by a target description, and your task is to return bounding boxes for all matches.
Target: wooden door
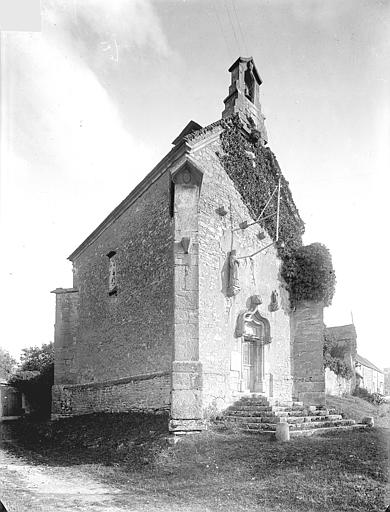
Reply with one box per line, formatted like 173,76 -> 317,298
242,340 -> 256,391
1,387 -> 21,417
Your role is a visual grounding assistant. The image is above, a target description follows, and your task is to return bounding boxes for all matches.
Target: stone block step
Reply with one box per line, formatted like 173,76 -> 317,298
241,419 -> 355,431
286,414 -> 343,424
228,405 -> 274,412
225,413 -> 343,426
227,409 -> 289,417
290,419 -> 355,430
237,400 -> 270,407
289,424 -> 366,437
226,410 -> 289,418
241,424 -> 367,438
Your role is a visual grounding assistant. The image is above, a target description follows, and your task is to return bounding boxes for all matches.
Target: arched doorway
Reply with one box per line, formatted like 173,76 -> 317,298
235,305 -> 271,393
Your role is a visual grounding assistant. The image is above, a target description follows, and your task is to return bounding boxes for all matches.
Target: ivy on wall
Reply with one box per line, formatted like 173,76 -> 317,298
323,330 -> 354,379
219,115 -> 336,307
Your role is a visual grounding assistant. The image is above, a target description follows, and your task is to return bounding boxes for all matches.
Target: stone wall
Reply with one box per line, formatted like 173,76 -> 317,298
291,301 -> 325,405
189,132 -> 293,416
52,372 -> 170,418
325,368 -> 353,396
53,171 -> 174,414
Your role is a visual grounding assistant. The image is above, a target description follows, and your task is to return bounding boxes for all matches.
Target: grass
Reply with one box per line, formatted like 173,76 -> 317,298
1,396 -> 389,512
326,394 -> 390,428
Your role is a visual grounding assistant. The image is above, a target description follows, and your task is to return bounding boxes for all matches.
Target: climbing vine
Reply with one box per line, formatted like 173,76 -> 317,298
323,330 -> 354,379
219,115 -> 336,307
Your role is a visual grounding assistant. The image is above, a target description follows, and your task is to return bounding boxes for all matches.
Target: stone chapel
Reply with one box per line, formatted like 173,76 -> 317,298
52,57 -> 326,433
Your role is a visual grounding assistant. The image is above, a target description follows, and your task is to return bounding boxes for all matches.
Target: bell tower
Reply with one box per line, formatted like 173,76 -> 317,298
222,56 -> 268,144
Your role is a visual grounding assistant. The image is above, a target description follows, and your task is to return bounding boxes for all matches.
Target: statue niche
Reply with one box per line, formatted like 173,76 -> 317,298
227,250 -> 240,297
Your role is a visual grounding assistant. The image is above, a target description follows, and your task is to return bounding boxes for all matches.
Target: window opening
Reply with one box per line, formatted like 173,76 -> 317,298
107,251 -> 117,295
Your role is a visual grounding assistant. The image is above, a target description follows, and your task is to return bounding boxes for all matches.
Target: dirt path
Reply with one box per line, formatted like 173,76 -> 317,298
0,446 -> 131,512
0,430 -> 195,512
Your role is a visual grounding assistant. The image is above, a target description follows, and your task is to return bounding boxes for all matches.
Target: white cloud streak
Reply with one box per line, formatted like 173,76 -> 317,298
0,0 -> 172,357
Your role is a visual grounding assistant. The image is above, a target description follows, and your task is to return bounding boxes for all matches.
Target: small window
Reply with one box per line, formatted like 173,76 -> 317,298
107,251 -> 117,295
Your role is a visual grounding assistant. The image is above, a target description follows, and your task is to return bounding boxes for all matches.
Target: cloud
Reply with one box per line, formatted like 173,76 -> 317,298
0,0 -> 171,356
44,0 -> 172,62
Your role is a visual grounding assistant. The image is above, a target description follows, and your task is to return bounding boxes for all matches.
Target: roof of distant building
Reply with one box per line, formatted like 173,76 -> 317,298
325,324 -> 357,340
355,354 -> 383,374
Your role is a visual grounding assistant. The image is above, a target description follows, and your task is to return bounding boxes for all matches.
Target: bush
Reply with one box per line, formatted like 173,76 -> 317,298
283,243 -> 336,307
9,342 -> 54,418
19,342 -> 54,372
352,386 -> 385,405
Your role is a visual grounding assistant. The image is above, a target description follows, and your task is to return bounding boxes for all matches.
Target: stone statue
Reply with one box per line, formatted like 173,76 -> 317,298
227,250 -> 240,297
269,290 -> 279,312
244,61 -> 255,103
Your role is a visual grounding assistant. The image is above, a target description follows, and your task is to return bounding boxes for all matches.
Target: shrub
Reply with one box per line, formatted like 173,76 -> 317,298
9,342 -> 54,418
352,386 -> 385,405
283,243 -> 336,307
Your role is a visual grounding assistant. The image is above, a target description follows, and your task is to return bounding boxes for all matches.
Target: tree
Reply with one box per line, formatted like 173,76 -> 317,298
0,347 -> 16,381
19,342 -> 54,372
9,342 -> 54,418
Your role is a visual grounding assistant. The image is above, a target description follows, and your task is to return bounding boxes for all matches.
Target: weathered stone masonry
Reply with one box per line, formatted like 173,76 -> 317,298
52,56 -> 329,428
52,165 -> 176,417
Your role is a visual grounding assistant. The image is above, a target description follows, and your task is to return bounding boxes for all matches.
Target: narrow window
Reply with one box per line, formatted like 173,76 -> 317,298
107,251 -> 117,295
169,178 -> 175,217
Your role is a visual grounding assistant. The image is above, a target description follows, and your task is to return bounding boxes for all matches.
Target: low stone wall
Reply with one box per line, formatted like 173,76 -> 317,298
52,371 -> 171,419
325,368 -> 353,396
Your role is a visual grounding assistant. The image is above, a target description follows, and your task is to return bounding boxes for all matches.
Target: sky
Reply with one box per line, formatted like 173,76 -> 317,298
0,0 -> 389,368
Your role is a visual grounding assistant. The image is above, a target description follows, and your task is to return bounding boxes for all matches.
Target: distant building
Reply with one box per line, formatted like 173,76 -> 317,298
355,354 -> 384,395
384,368 -> 390,396
324,324 -> 356,396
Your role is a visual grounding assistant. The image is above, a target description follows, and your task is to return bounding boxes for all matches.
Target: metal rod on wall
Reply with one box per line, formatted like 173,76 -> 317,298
232,184 -> 278,232
276,176 -> 281,242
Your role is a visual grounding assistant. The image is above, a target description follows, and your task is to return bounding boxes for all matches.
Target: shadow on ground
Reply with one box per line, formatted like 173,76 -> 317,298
0,412 -> 169,468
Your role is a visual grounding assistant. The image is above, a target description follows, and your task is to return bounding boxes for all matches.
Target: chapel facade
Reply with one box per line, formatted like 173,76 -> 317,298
52,57 -> 326,433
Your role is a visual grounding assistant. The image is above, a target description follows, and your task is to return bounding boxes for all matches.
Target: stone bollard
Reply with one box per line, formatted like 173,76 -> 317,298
362,416 -> 374,427
276,422 -> 290,442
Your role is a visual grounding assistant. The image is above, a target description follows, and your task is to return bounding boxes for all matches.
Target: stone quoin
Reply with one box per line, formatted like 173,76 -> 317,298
52,57 -> 327,433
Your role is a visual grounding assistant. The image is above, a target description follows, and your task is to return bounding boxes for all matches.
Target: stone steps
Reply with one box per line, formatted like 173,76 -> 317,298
227,407 -> 339,417
241,419 -> 355,431
227,414 -> 343,424
289,424 -> 366,438
220,396 -> 361,437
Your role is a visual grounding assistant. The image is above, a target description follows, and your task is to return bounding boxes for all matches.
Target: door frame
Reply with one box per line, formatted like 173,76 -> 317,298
241,336 -> 265,393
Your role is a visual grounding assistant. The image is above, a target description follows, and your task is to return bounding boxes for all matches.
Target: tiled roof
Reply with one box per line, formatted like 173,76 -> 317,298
355,354 -> 383,374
